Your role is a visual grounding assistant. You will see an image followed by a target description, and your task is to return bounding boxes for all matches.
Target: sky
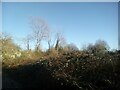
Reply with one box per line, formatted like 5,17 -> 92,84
2,2 -> 118,50
1,0 -> 120,2
118,2 -> 120,50
0,5 -> 1,43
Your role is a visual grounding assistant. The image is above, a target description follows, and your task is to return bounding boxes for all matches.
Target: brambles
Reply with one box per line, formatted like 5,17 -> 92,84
1,33 -> 120,89
2,50 -> 120,90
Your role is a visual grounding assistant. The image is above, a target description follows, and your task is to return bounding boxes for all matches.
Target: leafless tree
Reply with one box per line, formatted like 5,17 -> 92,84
23,35 -> 32,51
29,16 -> 50,52
46,32 -> 51,50
84,39 -> 109,55
54,31 -> 66,51
66,43 -> 79,52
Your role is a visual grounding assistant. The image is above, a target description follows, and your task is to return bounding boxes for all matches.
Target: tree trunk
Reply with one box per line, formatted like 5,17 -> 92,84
36,39 -> 40,52
27,39 -> 29,50
55,39 -> 59,51
48,41 -> 51,50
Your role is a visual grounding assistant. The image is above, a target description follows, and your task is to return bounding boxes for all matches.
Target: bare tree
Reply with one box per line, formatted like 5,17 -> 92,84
94,39 -> 110,54
66,43 -> 79,52
54,31 -> 66,51
46,32 -> 51,50
29,16 -> 50,52
44,25 -> 52,50
23,35 -> 32,51
84,39 -> 109,55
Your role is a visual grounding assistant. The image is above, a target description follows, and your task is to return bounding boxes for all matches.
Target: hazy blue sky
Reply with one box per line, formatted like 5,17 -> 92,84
2,2 -> 118,50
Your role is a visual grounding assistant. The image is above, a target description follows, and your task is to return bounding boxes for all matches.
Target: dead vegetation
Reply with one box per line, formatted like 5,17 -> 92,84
2,50 -> 120,90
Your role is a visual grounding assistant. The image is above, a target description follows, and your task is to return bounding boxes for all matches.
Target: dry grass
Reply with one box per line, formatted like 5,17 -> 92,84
2,50 -> 120,89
